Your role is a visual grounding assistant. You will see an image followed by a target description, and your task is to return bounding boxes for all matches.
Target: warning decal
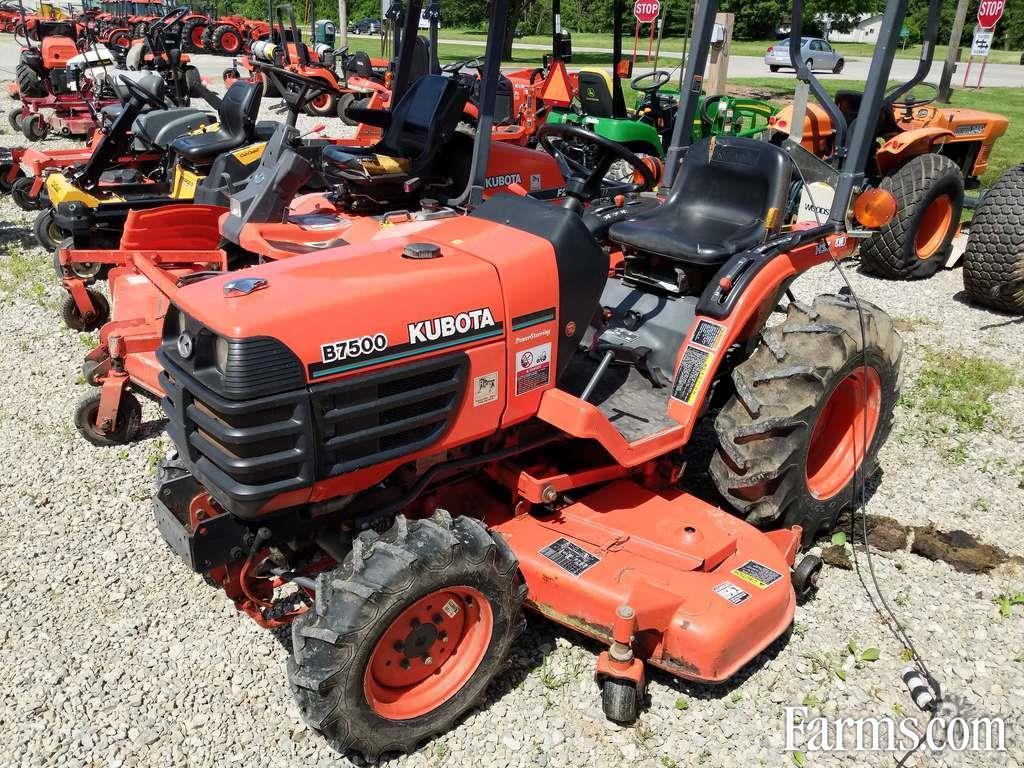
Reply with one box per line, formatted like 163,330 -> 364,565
691,320 -> 725,350
671,346 -> 713,405
732,560 -> 783,590
539,537 -> 600,577
713,582 -> 751,605
515,342 -> 551,396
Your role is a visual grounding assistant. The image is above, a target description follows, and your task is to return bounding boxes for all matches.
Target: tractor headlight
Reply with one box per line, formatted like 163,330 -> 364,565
215,335 -> 230,373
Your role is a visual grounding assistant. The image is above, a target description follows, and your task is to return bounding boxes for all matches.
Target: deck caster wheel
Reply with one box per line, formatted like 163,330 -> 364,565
10,176 -> 41,210
82,356 -> 109,387
33,209 -> 66,251
793,554 -> 823,602
74,390 -> 142,446
21,113 -> 48,141
7,106 -> 23,132
601,678 -> 640,724
61,289 -> 110,331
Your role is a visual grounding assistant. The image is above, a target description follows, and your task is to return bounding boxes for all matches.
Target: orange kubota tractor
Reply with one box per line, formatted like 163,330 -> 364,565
771,28 -> 1008,281
142,0 -> 917,758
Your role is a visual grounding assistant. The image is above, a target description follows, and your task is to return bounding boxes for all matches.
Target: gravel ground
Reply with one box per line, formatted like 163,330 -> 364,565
1,88 -> 1023,768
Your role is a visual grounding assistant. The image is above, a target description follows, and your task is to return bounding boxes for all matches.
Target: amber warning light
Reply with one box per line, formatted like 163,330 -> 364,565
853,188 -> 898,229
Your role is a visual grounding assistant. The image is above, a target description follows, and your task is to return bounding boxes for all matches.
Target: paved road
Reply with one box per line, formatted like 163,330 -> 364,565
1,32 -> 1020,92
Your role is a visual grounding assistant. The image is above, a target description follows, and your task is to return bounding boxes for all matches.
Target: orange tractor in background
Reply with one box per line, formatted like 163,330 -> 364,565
773,76 -> 1008,280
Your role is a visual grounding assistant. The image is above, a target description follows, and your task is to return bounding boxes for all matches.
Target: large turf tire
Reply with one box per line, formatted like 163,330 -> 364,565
200,24 -> 219,53
860,154 -> 965,280
289,512 -> 526,760
962,164 -> 1024,313
15,62 -> 46,98
710,293 -> 903,544
212,24 -> 244,56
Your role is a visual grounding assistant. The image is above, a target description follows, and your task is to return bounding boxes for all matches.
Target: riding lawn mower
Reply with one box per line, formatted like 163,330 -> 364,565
138,0 -> 914,757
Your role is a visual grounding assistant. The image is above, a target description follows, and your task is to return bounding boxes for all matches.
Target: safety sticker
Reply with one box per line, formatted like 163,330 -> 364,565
540,538 -> 600,577
515,342 -> 551,396
732,560 -> 783,590
442,599 -> 460,618
671,346 -> 713,405
691,320 -> 725,350
713,582 -> 751,605
473,372 -> 498,406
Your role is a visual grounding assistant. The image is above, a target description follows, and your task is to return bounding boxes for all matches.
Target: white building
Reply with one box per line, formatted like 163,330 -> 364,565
824,13 -> 885,43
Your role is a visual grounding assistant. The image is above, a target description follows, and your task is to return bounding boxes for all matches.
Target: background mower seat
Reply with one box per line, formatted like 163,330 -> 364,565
321,74 -> 467,186
609,136 -> 793,267
170,80 -> 264,164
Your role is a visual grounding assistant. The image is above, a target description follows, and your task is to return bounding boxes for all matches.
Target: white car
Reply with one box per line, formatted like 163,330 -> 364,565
765,37 -> 844,74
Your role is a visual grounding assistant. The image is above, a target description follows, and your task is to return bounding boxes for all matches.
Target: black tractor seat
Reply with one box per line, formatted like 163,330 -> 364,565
170,79 -> 264,164
321,74 -> 468,192
609,136 -> 793,270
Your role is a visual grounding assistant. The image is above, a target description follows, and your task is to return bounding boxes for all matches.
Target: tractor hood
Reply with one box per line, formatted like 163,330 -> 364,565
164,216 -> 511,391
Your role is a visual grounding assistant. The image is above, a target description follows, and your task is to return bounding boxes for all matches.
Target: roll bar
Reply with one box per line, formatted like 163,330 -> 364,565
665,0 -> 942,226
390,0 -> 424,102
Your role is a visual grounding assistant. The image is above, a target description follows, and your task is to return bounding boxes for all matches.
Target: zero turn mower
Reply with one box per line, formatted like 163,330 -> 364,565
145,0 -> 909,757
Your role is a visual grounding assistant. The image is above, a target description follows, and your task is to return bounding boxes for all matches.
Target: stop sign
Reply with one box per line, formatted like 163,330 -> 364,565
977,0 -> 1005,29
633,0 -> 660,24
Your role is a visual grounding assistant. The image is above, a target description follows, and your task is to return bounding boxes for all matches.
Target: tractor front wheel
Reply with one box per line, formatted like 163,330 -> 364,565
289,512 -> 526,760
962,164 -> 1024,313
74,389 -> 142,446
305,88 -> 338,117
213,25 -> 243,56
601,678 -> 640,723
861,154 -> 964,279
711,293 -> 902,544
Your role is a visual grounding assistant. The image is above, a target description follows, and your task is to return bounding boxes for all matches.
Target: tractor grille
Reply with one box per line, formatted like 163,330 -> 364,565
311,354 -> 468,477
159,309 -> 468,518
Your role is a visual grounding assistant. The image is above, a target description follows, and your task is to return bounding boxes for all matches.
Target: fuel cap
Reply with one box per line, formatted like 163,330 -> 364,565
402,242 -> 442,260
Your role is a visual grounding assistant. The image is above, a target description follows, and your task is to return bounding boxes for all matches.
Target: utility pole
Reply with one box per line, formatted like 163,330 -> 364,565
338,0 -> 348,47
938,0 -> 969,103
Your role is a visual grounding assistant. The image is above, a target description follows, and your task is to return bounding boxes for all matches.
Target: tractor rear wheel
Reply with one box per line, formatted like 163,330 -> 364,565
711,293 -> 902,544
305,88 -> 338,117
15,63 -> 45,98
212,25 -> 243,56
289,512 -> 526,760
182,18 -> 206,52
336,92 -> 356,124
962,164 -> 1024,313
861,153 -> 964,280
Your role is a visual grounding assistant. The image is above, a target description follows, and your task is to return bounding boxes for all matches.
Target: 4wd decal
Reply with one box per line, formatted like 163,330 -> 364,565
308,308 -> 503,379
485,173 -> 523,189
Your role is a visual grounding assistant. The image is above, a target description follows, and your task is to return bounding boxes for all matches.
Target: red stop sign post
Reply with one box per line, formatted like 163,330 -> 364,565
965,0 -> 1004,89
977,0 -> 1005,29
632,0 -> 660,61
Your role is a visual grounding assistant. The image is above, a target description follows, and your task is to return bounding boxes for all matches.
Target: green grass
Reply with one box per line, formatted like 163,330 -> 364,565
0,246 -> 55,309
902,350 -> 1017,434
437,29 -> 1024,65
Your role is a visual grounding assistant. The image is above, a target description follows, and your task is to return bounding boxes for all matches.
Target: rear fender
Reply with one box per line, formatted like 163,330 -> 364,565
875,127 -> 953,177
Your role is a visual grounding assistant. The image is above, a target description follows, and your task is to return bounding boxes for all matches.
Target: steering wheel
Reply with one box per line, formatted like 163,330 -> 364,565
631,70 -> 670,94
442,56 -> 483,74
259,63 -> 337,117
537,122 -> 657,203
119,74 -> 166,110
891,82 -> 938,111
699,94 -> 725,126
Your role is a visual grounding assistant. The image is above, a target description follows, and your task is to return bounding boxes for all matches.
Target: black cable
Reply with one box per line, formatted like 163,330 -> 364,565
792,164 -> 942,764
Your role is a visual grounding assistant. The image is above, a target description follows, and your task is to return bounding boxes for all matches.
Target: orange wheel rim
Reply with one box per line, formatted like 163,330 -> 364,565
191,26 -> 204,46
311,92 -> 330,109
221,32 -> 239,51
914,194 -> 953,259
805,366 -> 882,501
364,586 -> 492,720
